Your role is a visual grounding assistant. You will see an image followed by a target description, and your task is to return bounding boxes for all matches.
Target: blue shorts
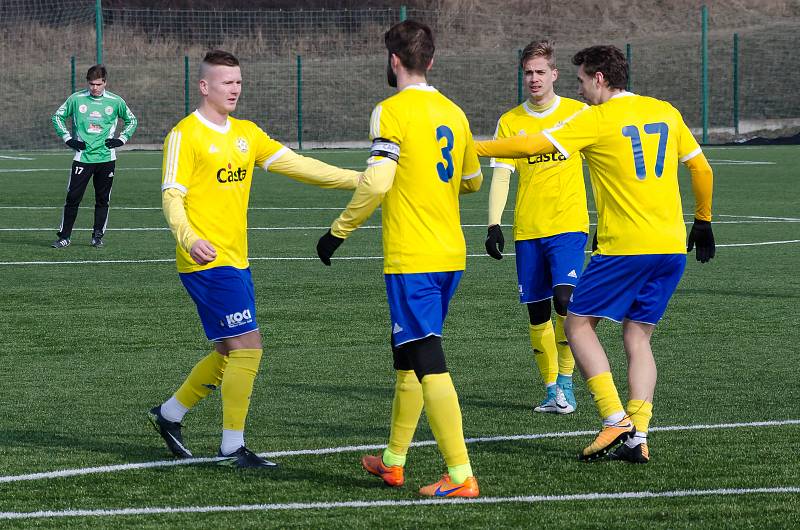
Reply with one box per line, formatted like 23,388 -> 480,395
515,232 -> 588,304
179,266 -> 259,341
385,271 -> 463,347
568,254 -> 686,325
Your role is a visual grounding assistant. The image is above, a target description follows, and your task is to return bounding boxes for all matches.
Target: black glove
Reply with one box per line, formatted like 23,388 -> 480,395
317,229 -> 344,266
687,218 -> 715,263
485,224 -> 504,260
65,138 -> 86,151
591,231 -> 598,252
105,138 -> 124,149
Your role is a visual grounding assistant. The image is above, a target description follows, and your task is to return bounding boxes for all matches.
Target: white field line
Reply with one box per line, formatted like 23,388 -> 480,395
1,487 -> 799,521
1,206 -> 799,222
0,168 -> 162,173
0,145 -> 783,157
707,159 -> 776,165
1,218 -> 799,232
0,158 -> 776,174
0,419 -> 797,486
1,240 -> 799,267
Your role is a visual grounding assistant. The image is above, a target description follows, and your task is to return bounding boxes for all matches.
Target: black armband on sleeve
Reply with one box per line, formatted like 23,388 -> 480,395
370,137 -> 400,162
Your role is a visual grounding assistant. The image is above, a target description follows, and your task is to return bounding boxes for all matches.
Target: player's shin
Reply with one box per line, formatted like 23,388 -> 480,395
554,314 -> 575,376
220,348 -> 263,452
626,399 -> 653,438
173,350 -> 229,411
385,369 -> 423,467
530,322 -> 558,385
421,372 -> 472,483
586,372 -> 625,423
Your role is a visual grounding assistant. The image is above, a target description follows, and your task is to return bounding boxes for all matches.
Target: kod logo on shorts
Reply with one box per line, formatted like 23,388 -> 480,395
225,309 -> 252,327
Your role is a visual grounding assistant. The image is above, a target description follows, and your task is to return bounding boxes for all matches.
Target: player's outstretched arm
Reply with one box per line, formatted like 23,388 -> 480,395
268,150 -> 361,190
684,152 -> 715,263
475,132 -> 555,159
317,157 -> 397,266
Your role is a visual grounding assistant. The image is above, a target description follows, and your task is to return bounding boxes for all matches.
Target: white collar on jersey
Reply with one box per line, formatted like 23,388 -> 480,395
193,110 -> 231,134
85,89 -> 109,99
610,91 -> 635,99
523,95 -> 561,118
400,83 -> 437,92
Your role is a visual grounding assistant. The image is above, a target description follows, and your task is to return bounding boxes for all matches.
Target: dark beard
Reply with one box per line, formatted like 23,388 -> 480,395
386,54 -> 397,88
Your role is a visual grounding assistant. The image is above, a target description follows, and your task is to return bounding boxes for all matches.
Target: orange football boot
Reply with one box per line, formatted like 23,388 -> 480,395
579,418 -> 635,461
361,454 -> 404,487
419,474 -> 479,498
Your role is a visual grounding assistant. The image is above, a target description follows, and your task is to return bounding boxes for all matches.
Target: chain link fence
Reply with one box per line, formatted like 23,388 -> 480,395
2,1 -> 798,149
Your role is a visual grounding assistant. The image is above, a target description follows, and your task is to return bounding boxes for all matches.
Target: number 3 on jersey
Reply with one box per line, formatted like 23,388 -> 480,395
622,122 -> 669,179
436,125 -> 454,183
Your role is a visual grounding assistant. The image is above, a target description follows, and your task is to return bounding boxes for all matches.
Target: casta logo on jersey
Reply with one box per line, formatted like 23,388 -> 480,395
225,309 -> 252,327
216,162 -> 247,183
527,152 -> 566,164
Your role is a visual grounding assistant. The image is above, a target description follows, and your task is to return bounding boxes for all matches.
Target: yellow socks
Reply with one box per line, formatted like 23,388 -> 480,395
586,371 -> 625,423
174,350 -> 229,409
529,322 -> 558,385
221,348 -> 263,431
626,399 -> 653,434
554,314 -> 575,376
447,462 -> 474,484
385,370 -> 424,467
421,373 -> 471,482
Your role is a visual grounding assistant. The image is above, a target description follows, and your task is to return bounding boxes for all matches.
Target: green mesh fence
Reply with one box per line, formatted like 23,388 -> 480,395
1,2 -> 798,149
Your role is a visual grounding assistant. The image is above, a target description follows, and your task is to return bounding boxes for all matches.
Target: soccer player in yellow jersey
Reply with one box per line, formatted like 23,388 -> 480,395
148,50 -> 361,468
486,40 -> 588,415
476,45 -> 715,464
315,20 -> 483,497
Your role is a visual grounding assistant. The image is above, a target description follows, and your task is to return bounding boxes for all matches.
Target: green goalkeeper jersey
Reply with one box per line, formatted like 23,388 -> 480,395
52,89 -> 138,163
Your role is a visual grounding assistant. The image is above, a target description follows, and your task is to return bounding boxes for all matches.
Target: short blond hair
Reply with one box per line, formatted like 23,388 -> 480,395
520,40 -> 556,70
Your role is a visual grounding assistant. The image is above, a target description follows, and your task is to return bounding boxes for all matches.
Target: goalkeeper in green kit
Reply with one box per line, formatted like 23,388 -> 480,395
51,64 -> 138,248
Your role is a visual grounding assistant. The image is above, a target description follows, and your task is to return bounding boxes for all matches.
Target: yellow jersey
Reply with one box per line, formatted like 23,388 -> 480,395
162,111 -> 287,273
370,84 -> 482,274
543,93 -> 702,255
492,96 -> 588,240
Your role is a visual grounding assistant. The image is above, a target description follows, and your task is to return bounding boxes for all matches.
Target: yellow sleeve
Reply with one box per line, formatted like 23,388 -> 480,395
266,149 -> 360,189
459,133 -> 483,194
491,116 -> 517,171
684,152 -> 713,221
330,157 -> 397,239
162,127 -> 194,193
162,187 -> 200,253
487,166 -> 512,226
460,172 -> 483,194
475,132 -> 555,159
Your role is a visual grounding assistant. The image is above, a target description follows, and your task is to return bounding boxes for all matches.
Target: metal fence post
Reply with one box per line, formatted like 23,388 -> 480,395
733,33 -> 739,136
70,55 -> 76,94
626,43 -> 632,92
297,55 -> 303,150
701,5 -> 709,143
517,49 -> 523,104
95,0 -> 103,64
184,56 -> 190,116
